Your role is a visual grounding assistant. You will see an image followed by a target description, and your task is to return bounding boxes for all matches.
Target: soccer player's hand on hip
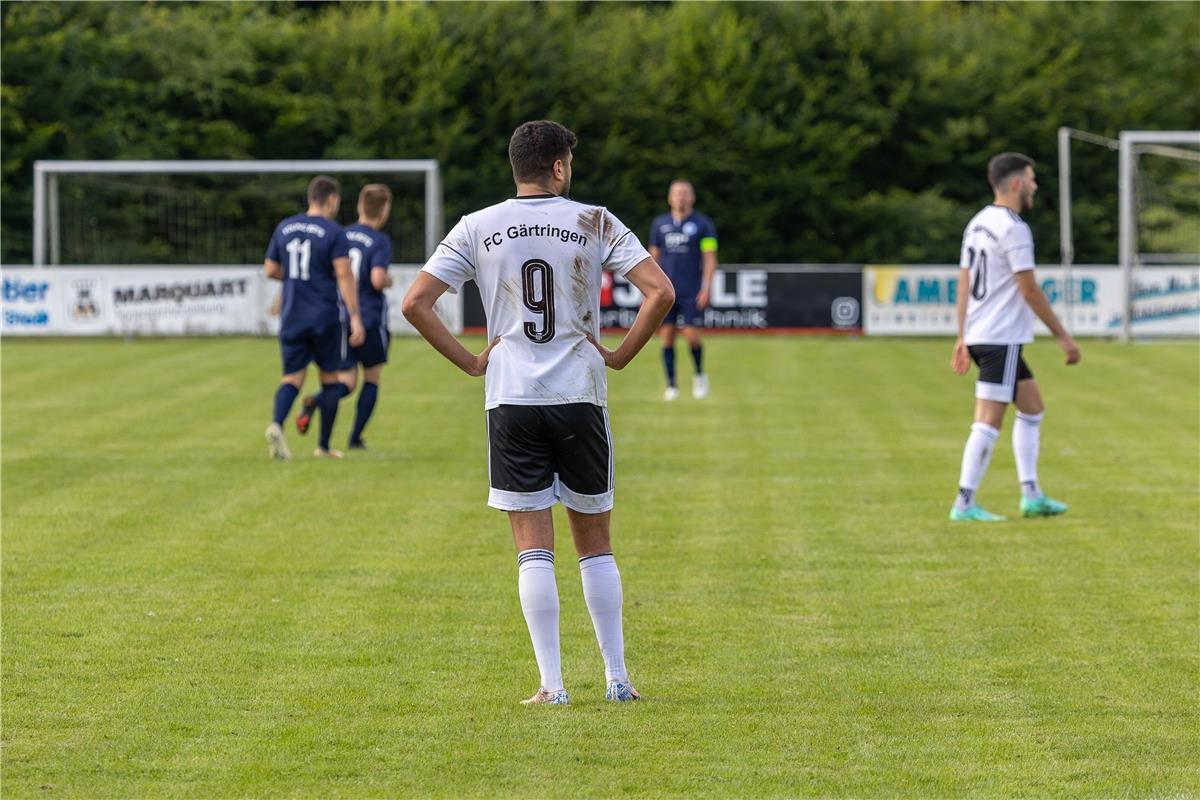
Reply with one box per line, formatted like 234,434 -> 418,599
466,338 -> 501,377
951,338 -> 971,375
1059,334 -> 1081,365
587,335 -> 626,370
349,315 -> 366,347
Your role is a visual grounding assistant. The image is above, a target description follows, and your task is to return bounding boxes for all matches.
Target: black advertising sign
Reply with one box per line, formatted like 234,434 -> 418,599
461,266 -> 862,332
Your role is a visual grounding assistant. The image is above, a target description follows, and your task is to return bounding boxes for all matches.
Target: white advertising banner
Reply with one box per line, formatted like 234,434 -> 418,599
387,266 -> 462,336
107,268 -> 264,335
3,266 -> 265,336
2,265 -> 462,337
860,265 -> 1187,337
1127,268 -> 1200,336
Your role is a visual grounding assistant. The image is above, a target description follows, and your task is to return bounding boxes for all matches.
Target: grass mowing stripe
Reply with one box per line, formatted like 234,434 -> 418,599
2,337 -> 1197,797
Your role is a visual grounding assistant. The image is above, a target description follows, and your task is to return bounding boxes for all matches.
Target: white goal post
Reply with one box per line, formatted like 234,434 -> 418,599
1057,128 -> 1200,340
31,159 -> 444,267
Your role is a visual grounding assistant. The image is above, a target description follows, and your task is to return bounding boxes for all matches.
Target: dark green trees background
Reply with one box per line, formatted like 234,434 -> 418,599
3,1 -> 1197,264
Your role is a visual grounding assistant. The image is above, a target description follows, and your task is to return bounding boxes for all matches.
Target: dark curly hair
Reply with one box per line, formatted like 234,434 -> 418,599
508,120 -> 577,184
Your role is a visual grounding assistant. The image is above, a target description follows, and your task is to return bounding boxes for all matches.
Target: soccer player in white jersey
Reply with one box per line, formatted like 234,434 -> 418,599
402,120 -> 675,704
949,152 -> 1081,521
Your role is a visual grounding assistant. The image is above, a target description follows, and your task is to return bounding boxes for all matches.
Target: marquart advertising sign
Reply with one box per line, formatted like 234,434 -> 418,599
1,265 -> 462,336
2,267 -> 265,335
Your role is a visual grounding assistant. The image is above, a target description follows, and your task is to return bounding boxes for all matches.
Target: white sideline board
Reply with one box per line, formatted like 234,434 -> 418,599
863,265 -> 1199,337
0,265 -> 462,337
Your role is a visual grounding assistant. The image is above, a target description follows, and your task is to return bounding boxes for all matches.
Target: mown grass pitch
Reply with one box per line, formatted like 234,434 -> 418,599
2,335 -> 1197,798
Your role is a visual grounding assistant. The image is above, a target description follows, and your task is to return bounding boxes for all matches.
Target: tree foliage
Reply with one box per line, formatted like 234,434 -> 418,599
3,1 -> 1197,264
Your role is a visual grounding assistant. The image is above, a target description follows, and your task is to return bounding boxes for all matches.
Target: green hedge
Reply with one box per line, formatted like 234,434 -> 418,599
3,1 -> 1197,264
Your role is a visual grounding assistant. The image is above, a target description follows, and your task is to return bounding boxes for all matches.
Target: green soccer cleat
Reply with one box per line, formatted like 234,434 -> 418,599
949,505 -> 1006,522
1020,495 -> 1068,518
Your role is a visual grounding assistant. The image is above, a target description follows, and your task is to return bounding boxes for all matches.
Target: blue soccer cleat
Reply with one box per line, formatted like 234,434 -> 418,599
1021,495 -> 1068,518
949,505 -> 1006,522
521,688 -> 569,706
605,681 -> 640,702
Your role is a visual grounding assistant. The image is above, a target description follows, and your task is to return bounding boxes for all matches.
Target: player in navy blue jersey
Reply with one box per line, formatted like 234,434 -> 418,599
649,180 -> 718,401
295,184 -> 394,450
263,175 -> 365,460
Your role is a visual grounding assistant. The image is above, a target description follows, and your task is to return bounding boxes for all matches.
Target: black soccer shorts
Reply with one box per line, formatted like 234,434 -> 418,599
968,344 -> 1034,403
485,403 -> 614,513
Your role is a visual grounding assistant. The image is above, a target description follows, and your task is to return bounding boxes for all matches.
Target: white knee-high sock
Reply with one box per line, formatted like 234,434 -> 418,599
1013,411 -> 1044,499
579,552 -> 628,683
517,549 -> 563,692
955,422 -> 1000,511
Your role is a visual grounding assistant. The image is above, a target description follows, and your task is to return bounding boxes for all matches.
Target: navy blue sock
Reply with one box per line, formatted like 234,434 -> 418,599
350,381 -> 378,445
662,346 -> 677,387
272,383 -> 299,426
690,345 -> 704,375
317,382 -> 351,450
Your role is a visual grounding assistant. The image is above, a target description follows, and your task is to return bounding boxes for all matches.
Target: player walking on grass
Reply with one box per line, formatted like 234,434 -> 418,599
264,175 -> 365,460
402,120 -> 674,705
950,152 -> 1081,521
296,184 -> 394,450
649,180 -> 718,401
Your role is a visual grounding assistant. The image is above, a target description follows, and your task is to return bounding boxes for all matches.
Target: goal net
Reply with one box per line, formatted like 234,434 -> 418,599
31,159 -> 460,334
1058,129 -> 1199,338
1131,143 -> 1200,266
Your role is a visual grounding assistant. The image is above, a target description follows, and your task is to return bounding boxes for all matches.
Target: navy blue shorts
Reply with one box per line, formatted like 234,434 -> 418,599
663,293 -> 704,328
280,321 -> 345,375
340,325 -> 390,370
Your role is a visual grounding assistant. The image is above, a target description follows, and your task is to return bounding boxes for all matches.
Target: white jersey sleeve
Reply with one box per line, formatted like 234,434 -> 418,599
959,230 -> 973,269
421,217 -> 477,294
601,210 -> 650,277
1004,221 -> 1036,272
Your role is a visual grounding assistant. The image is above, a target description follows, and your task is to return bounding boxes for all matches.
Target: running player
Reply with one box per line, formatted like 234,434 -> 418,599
296,184 -> 394,450
949,152 -> 1081,521
649,180 -> 718,400
264,175 -> 365,460
402,120 -> 674,704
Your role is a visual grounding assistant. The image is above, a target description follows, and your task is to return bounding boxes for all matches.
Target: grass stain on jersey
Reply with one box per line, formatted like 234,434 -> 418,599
571,253 -> 594,333
576,208 -> 602,240
498,278 -> 521,314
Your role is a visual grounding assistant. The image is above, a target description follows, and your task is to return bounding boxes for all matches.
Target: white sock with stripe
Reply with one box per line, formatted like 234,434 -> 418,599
517,549 -> 563,692
579,552 -> 628,683
955,422 -> 1000,511
1013,411 -> 1044,499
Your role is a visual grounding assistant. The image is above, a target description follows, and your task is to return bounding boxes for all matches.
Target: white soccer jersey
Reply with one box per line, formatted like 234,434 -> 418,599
422,196 -> 650,409
960,204 -> 1037,345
